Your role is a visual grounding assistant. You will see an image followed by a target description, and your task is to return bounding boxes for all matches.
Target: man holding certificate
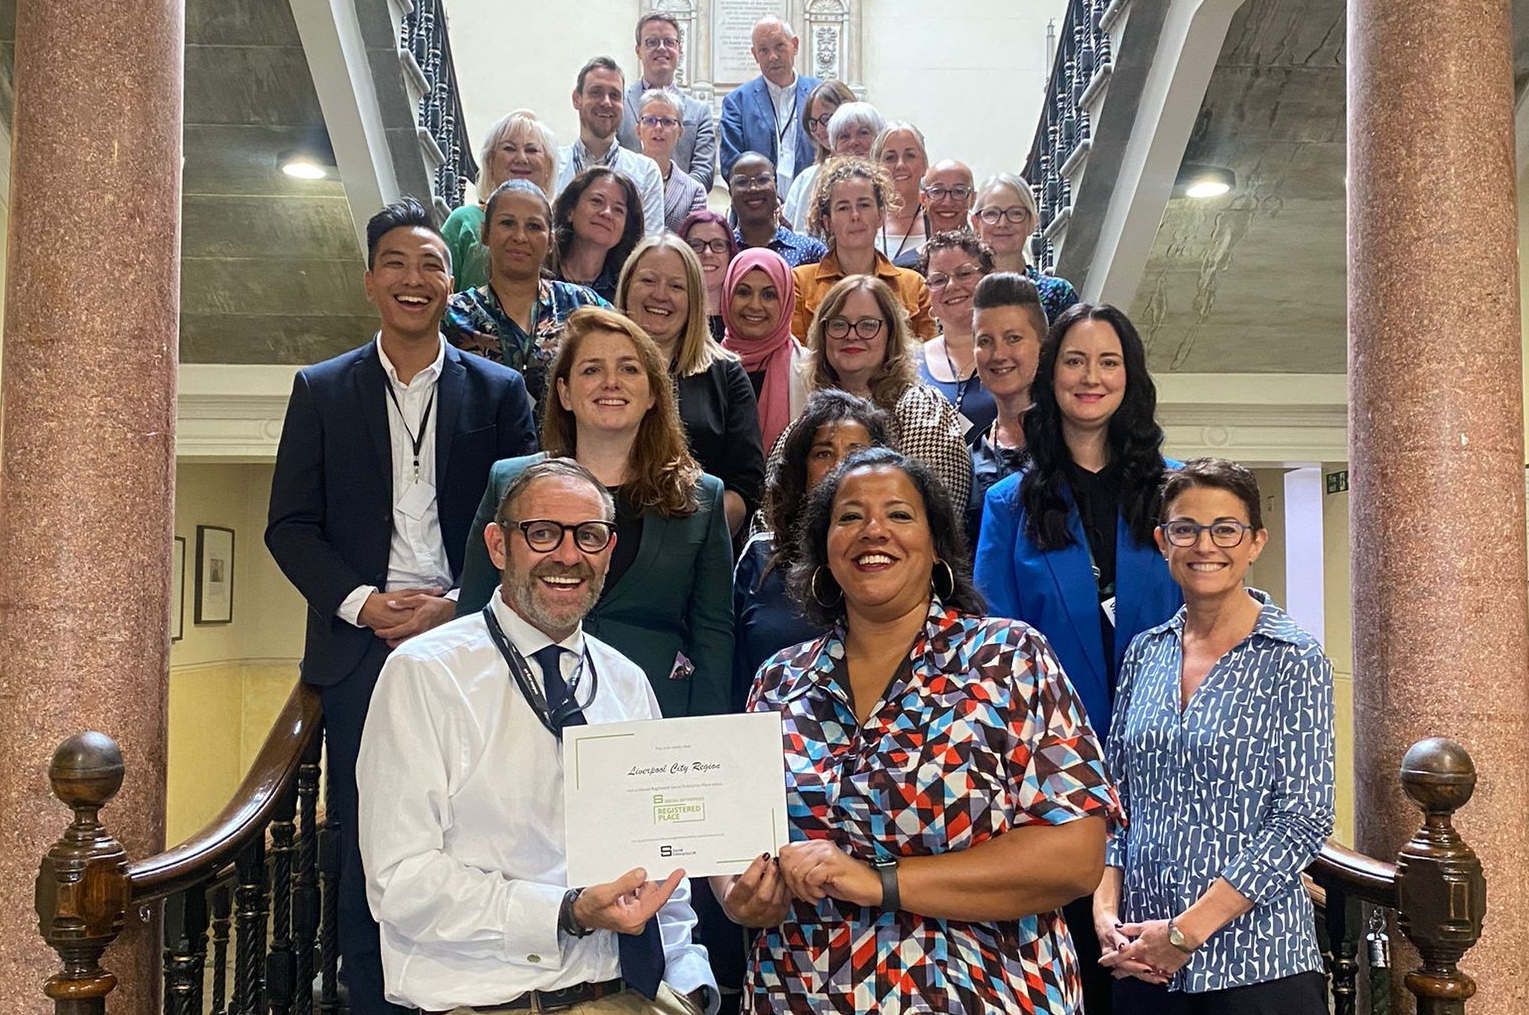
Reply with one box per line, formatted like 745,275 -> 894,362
358,458 -> 717,1015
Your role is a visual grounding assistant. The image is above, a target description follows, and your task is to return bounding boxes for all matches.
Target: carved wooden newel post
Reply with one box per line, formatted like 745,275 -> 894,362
1395,738 -> 1486,1014
35,733 -> 131,1015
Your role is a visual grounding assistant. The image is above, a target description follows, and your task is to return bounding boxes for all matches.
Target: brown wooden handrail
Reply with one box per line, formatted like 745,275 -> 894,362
129,681 -> 321,902
1310,839 -> 1401,909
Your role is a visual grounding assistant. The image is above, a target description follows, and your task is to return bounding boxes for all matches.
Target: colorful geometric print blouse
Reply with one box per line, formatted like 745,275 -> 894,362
744,597 -> 1121,1014
442,278 -> 610,402
1106,590 -> 1334,992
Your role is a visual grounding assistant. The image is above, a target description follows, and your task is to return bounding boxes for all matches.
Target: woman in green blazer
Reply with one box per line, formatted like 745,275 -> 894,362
457,306 -> 734,718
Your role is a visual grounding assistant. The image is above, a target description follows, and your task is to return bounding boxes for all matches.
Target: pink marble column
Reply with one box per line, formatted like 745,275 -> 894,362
1348,0 -> 1529,1011
0,0 -> 183,1010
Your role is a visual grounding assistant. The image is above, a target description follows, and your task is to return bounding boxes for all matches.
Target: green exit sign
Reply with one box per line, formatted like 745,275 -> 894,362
1326,470 -> 1349,494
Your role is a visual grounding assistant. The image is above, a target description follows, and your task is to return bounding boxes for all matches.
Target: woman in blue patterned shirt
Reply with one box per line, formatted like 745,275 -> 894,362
1094,458 -> 1335,1014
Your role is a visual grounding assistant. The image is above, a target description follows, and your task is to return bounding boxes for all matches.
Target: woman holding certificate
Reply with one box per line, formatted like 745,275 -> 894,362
716,447 -> 1120,1014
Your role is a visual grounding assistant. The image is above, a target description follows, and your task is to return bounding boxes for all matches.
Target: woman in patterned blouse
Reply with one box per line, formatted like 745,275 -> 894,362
716,447 -> 1120,1014
441,180 -> 610,403
971,172 -> 1079,324
766,274 -> 972,512
1095,458 -> 1334,1014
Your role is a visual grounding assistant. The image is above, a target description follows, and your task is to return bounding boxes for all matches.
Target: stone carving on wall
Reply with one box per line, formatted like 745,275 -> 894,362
804,0 -> 849,82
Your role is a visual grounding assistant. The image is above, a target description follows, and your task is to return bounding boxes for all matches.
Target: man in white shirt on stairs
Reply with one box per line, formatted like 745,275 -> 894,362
358,457 -> 718,1015
556,56 -> 667,239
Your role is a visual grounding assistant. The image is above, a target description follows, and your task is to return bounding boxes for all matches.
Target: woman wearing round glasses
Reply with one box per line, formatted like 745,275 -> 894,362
973,301 -> 1182,1014
767,274 -> 969,509
636,90 -> 708,233
457,306 -> 734,720
972,172 -> 1079,323
677,210 -> 739,343
781,80 -> 859,233
1095,458 -> 1334,1013
916,230 -> 996,440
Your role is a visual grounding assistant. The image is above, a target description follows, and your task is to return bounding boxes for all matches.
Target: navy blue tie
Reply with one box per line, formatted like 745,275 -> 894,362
533,645 -> 664,997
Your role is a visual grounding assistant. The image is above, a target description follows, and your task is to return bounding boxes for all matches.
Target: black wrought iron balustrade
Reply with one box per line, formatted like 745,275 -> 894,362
399,0 -> 478,211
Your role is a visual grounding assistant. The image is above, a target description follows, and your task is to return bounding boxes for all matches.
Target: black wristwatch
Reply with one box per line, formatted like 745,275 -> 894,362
559,887 -> 592,938
872,855 -> 900,913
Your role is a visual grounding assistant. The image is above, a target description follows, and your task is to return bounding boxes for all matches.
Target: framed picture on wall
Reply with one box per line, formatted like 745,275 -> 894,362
194,525 -> 235,625
171,536 -> 186,642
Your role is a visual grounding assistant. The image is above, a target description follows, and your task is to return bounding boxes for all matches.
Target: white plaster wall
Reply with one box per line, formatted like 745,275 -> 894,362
443,0 -> 1069,200
858,0 -> 1068,185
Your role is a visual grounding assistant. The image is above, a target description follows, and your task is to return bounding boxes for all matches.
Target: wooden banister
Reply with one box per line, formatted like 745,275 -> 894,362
128,683 -> 321,901
1311,840 -> 1401,908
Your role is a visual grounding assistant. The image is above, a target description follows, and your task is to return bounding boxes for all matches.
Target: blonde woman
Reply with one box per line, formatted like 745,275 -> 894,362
618,234 -> 765,535
971,171 -> 1079,322
442,110 -> 556,291
768,274 -> 970,508
871,121 -> 930,266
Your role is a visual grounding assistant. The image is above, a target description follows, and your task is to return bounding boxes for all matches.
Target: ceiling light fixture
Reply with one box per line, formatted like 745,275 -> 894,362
1175,164 -> 1235,200
278,149 -> 331,181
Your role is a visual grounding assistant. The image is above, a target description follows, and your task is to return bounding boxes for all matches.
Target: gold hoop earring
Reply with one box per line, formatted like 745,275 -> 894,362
932,559 -> 956,600
810,565 -> 843,608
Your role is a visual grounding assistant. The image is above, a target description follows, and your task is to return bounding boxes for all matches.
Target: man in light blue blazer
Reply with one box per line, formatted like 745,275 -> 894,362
616,11 -> 717,191
719,15 -> 820,195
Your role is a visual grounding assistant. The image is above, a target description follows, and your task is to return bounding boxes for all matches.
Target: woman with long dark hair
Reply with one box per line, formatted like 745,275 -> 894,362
973,301 -> 1183,1015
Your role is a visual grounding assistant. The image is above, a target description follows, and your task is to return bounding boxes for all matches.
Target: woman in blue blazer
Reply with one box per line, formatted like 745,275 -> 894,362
973,302 -> 1181,1015
457,307 -> 733,719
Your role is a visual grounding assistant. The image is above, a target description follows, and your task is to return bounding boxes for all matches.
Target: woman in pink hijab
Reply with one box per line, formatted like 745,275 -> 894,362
720,248 -> 808,454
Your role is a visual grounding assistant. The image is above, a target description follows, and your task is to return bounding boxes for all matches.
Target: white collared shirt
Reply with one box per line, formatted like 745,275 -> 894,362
357,592 -> 716,1011
553,141 -> 667,239
336,336 -> 453,626
765,74 -> 800,189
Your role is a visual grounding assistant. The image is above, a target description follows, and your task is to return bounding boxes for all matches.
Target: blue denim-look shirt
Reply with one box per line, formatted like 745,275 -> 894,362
1106,589 -> 1334,993
734,225 -> 826,268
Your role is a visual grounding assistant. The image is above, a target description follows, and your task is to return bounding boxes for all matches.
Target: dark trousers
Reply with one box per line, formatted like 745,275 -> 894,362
320,638 -> 412,1015
690,877 -> 745,1014
1114,970 -> 1328,1014
1061,896 -> 1111,1015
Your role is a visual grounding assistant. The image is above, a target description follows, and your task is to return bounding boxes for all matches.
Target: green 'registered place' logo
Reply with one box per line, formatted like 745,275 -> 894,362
653,794 -> 705,824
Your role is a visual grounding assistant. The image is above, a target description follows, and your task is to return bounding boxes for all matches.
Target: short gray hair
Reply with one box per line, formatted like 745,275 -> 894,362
638,89 -> 682,120
495,457 -> 616,525
827,102 -> 885,150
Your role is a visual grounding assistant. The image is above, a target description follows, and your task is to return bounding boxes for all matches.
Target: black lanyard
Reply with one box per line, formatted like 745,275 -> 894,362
772,88 -> 797,147
384,383 -> 434,485
941,341 -> 972,415
481,605 -> 598,739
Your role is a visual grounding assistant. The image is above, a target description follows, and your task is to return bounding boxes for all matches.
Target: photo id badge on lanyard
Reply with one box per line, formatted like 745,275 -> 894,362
385,383 -> 435,518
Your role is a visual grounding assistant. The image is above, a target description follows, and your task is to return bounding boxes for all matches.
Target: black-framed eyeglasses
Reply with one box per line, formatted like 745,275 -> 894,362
502,519 -> 616,553
1159,519 -> 1254,548
977,206 -> 1031,225
686,238 -> 731,255
824,317 -> 885,340
922,184 -> 974,202
640,115 -> 680,130
808,111 -> 836,131
927,264 -> 985,291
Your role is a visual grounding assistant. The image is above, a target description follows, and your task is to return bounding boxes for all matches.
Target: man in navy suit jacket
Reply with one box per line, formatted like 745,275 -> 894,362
266,197 -> 537,1014
719,15 -> 820,194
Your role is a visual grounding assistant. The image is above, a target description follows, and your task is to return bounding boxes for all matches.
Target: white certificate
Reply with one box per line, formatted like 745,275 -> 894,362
563,712 -> 788,885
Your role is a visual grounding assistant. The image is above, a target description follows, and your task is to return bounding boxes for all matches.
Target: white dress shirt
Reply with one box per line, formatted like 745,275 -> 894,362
336,335 -> 453,626
765,75 -> 800,192
357,592 -> 717,1011
554,141 -> 667,239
